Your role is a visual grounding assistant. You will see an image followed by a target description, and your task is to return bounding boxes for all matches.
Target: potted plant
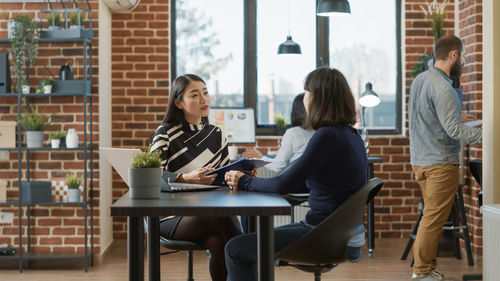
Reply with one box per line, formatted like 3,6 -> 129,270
18,106 -> 50,148
36,77 -> 54,94
46,13 -> 62,30
48,130 -> 64,148
9,15 -> 39,95
275,114 -> 287,136
66,173 -> 81,202
128,144 -> 162,199
69,12 -> 85,30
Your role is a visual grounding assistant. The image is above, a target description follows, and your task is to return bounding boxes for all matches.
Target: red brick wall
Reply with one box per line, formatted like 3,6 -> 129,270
0,1 -> 100,253
458,0 -> 483,255
110,0 -> 170,239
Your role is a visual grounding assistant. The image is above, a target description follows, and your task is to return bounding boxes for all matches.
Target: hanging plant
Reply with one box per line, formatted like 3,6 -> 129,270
420,0 -> 447,43
9,15 -> 39,94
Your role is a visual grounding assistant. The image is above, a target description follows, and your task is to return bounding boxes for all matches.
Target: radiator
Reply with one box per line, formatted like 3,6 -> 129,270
483,204 -> 500,281
274,203 -> 309,227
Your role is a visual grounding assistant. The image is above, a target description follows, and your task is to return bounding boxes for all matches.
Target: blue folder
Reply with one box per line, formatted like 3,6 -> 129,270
205,158 -> 270,185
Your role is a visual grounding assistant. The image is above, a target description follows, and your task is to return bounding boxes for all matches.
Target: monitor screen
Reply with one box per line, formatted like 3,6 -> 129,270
208,107 -> 256,144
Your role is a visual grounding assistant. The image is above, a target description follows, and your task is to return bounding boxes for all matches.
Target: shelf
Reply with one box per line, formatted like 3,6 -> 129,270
0,201 -> 20,206
0,31 -> 93,44
0,147 -> 91,151
0,252 -> 90,260
0,92 -> 91,97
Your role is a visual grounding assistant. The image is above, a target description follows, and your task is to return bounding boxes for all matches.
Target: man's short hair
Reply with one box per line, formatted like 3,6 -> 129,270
434,35 -> 463,60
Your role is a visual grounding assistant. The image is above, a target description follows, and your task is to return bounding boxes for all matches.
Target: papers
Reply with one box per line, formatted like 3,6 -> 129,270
205,158 -> 270,185
464,119 -> 482,128
99,147 -> 141,187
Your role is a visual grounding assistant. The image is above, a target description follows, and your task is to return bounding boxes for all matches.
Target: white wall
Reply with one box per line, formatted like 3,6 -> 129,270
98,0 -> 113,255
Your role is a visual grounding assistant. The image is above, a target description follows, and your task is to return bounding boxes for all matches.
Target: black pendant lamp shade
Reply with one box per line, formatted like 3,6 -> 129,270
278,35 -> 302,54
317,0 -> 351,16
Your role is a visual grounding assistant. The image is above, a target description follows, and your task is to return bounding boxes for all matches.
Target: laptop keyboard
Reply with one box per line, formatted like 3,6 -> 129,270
166,182 -> 219,192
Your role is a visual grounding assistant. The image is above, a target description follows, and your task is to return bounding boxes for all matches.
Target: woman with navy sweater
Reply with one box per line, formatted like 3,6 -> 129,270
223,67 -> 368,281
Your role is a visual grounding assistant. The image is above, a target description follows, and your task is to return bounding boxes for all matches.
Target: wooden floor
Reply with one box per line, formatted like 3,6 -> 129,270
1,238 -> 482,281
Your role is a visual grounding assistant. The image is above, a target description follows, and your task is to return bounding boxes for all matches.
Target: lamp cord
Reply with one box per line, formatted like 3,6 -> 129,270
287,0 -> 291,36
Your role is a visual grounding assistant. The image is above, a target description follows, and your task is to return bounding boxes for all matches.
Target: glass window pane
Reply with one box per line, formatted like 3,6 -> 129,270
329,0 -> 397,129
175,0 -> 244,107
257,0 -> 316,125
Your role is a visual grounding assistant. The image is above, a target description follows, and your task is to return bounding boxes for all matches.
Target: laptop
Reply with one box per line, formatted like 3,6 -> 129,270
100,147 -> 221,192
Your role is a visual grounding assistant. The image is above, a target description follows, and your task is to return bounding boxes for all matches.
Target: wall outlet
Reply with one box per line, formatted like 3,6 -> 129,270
0,151 -> 8,161
0,212 -> 14,224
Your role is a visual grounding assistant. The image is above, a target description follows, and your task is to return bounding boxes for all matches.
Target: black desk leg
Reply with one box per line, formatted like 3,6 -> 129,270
367,200 -> 375,256
257,216 -> 274,281
367,163 -> 375,257
128,216 -> 144,281
147,216 -> 160,281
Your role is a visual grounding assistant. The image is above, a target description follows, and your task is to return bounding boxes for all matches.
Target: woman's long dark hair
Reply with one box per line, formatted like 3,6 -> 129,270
162,74 -> 207,126
304,67 -> 356,130
290,93 -> 307,128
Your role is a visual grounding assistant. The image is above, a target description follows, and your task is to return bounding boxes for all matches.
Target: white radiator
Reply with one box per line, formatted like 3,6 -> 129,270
274,203 -> 309,227
483,204 -> 500,281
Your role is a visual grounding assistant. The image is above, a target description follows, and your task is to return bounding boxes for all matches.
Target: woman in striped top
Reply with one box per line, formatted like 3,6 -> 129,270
151,74 -> 242,281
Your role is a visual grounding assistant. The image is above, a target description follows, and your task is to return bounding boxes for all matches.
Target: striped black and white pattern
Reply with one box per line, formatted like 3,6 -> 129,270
151,121 -> 229,173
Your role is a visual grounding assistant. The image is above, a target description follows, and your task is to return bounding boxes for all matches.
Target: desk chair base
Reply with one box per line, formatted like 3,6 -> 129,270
276,260 -> 337,281
160,237 -> 206,281
462,273 -> 482,281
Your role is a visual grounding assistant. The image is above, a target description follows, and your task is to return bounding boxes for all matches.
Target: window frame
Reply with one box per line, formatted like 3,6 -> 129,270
170,0 -> 402,135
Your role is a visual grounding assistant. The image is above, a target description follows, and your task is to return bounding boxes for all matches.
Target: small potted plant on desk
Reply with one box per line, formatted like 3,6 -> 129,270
48,131 -> 64,148
275,114 -> 287,136
66,173 -> 81,203
128,145 -> 162,199
18,106 -> 50,148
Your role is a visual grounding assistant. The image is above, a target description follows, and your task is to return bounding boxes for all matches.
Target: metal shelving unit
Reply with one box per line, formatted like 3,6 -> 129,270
0,8 -> 93,271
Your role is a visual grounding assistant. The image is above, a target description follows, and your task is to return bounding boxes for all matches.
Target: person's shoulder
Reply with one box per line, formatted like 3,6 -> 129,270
205,123 -> 222,133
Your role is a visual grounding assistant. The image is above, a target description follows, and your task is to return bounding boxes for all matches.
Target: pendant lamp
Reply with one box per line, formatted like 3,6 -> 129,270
317,0 -> 351,17
278,0 -> 301,54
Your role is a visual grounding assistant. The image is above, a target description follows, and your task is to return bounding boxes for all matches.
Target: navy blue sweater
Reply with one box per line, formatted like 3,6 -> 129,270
238,125 -> 367,226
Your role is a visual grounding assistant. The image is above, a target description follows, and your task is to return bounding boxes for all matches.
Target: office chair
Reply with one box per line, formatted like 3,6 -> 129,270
159,236 -> 207,281
275,178 -> 384,281
462,159 -> 482,281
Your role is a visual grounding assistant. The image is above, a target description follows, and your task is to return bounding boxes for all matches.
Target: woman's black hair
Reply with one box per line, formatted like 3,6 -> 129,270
290,93 -> 307,128
303,67 -> 356,130
162,74 -> 207,126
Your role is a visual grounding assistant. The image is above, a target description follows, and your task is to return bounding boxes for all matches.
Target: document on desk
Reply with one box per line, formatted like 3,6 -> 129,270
205,158 -> 270,185
464,119 -> 482,128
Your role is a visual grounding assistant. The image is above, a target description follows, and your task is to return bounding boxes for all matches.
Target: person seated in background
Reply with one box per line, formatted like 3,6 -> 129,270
150,74 -> 242,281
223,67 -> 368,281
264,93 -> 315,174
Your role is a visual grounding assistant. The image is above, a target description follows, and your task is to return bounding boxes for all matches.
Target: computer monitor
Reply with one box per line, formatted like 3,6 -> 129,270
208,107 -> 256,144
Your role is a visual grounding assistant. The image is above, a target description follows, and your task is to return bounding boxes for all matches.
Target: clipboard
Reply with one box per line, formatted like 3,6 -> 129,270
205,158 -> 270,185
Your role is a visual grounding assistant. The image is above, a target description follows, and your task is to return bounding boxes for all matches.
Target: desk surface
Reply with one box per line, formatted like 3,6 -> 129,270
111,190 -> 291,217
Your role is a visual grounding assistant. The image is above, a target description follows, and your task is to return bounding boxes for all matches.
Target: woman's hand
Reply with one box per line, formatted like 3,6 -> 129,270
224,170 -> 245,190
178,165 -> 217,185
243,168 -> 258,178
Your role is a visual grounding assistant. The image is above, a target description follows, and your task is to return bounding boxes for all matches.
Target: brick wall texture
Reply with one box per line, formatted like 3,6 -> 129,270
1,0 -> 484,257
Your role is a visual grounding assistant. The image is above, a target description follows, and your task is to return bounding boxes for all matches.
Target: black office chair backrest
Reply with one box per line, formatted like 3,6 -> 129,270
469,160 -> 482,187
275,178 -> 384,265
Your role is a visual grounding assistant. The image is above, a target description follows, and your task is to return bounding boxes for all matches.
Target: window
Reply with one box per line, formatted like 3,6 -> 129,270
172,0 -> 402,134
329,0 -> 401,133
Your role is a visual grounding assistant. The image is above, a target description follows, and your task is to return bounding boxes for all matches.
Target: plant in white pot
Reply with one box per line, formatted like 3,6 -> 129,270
129,145 -> 162,199
69,12 -> 85,30
18,106 -> 50,148
48,131 -> 64,148
66,173 -> 81,203
46,13 -> 62,31
9,15 -> 38,95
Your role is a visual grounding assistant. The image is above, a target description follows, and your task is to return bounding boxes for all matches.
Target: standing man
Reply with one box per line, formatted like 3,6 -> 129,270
408,35 -> 482,281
